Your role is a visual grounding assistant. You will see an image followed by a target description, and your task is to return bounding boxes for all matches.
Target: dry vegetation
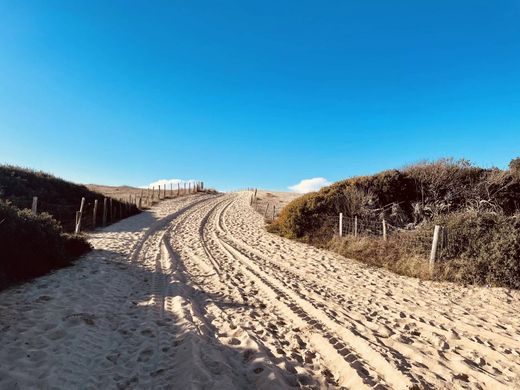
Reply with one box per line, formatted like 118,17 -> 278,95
251,190 -> 300,220
269,158 -> 520,288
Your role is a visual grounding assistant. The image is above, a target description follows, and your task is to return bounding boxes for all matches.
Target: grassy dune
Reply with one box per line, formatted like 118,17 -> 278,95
269,158 -> 520,288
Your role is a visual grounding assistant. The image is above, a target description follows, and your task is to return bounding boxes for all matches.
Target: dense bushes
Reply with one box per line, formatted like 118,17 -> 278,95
431,212 -> 520,288
0,201 -> 91,289
0,165 -> 140,232
270,157 -> 520,288
272,158 -> 520,240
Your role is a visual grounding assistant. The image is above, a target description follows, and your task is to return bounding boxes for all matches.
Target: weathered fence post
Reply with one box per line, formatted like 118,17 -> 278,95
339,212 -> 343,237
110,198 -> 113,222
264,203 -> 269,217
103,198 -> 108,226
272,205 -> 276,221
430,225 -> 441,274
75,197 -> 85,235
354,215 -> 358,237
382,219 -> 387,241
93,199 -> 98,228
31,196 -> 38,215
163,184 -> 166,199
170,183 -> 173,197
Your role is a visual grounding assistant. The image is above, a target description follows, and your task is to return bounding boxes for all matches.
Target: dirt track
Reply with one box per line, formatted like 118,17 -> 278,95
1,192 -> 519,389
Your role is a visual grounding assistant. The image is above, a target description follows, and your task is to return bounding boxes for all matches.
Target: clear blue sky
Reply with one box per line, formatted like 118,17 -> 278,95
1,1 -> 519,191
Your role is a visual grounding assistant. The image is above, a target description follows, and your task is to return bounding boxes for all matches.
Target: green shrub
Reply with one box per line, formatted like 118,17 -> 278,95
0,165 -> 140,232
269,157 -> 520,288
431,212 -> 520,288
0,200 -> 91,288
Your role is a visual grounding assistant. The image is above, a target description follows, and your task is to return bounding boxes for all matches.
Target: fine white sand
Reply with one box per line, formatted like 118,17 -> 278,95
1,191 -> 519,389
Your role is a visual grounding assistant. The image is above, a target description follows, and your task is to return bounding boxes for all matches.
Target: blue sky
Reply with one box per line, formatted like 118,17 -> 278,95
1,1 -> 519,191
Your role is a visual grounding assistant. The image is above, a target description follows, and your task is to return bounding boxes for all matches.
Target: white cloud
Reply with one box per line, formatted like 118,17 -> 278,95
141,179 -> 199,189
288,177 -> 331,194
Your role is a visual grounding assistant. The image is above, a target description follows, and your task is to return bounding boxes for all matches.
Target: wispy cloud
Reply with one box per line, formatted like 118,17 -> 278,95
142,179 -> 199,189
288,177 -> 331,194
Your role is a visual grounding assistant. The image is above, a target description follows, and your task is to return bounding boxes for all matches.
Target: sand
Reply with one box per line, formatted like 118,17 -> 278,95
0,191 -> 519,389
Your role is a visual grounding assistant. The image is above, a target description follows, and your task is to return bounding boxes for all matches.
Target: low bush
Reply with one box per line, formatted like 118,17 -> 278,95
0,200 -> 91,289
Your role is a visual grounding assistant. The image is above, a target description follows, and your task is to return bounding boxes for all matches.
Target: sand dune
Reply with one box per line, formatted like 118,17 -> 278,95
1,191 -> 519,389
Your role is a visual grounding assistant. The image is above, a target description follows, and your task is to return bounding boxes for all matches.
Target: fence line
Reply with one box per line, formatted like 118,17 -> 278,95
2,181 -> 206,235
249,195 -> 451,274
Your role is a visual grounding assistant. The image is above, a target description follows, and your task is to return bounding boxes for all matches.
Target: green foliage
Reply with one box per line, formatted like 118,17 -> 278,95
0,200 -> 91,288
270,157 -> 520,288
273,158 -> 520,239
431,212 -> 520,288
0,165 -> 140,231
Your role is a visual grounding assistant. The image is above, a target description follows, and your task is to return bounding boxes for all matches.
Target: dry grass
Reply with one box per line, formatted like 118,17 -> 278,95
328,235 -> 432,280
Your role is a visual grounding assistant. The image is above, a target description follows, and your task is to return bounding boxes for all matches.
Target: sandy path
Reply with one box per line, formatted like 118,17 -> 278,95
1,191 -> 519,389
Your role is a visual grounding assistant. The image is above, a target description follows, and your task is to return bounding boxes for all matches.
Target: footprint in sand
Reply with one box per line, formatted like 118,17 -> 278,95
137,348 -> 153,362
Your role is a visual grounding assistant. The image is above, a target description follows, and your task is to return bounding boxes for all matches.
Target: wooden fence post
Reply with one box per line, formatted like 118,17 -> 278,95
170,183 -> 173,197
264,203 -> 269,217
354,215 -> 358,237
110,198 -> 113,222
339,212 -> 343,237
430,225 -> 441,274
163,184 -> 166,199
272,205 -> 276,221
93,199 -> 98,228
75,197 -> 85,235
103,198 -> 108,226
31,196 -> 38,215
382,219 -> 387,241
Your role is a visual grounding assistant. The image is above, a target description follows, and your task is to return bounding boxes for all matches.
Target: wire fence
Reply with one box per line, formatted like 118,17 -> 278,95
320,214 -> 468,262
3,184 -> 207,234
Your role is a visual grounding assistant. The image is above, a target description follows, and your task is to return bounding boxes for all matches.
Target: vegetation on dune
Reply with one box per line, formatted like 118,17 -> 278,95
0,200 -> 91,289
269,158 -> 520,288
0,165 -> 143,289
0,165 -> 140,231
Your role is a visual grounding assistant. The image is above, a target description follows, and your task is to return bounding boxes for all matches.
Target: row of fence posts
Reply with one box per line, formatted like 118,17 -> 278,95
28,180 -> 205,235
248,189 -> 279,221
338,212 -> 444,274
144,181 -> 204,206
338,214 -> 388,240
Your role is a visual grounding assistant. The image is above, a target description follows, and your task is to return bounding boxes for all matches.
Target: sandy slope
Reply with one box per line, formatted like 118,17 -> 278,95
1,191 -> 519,389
